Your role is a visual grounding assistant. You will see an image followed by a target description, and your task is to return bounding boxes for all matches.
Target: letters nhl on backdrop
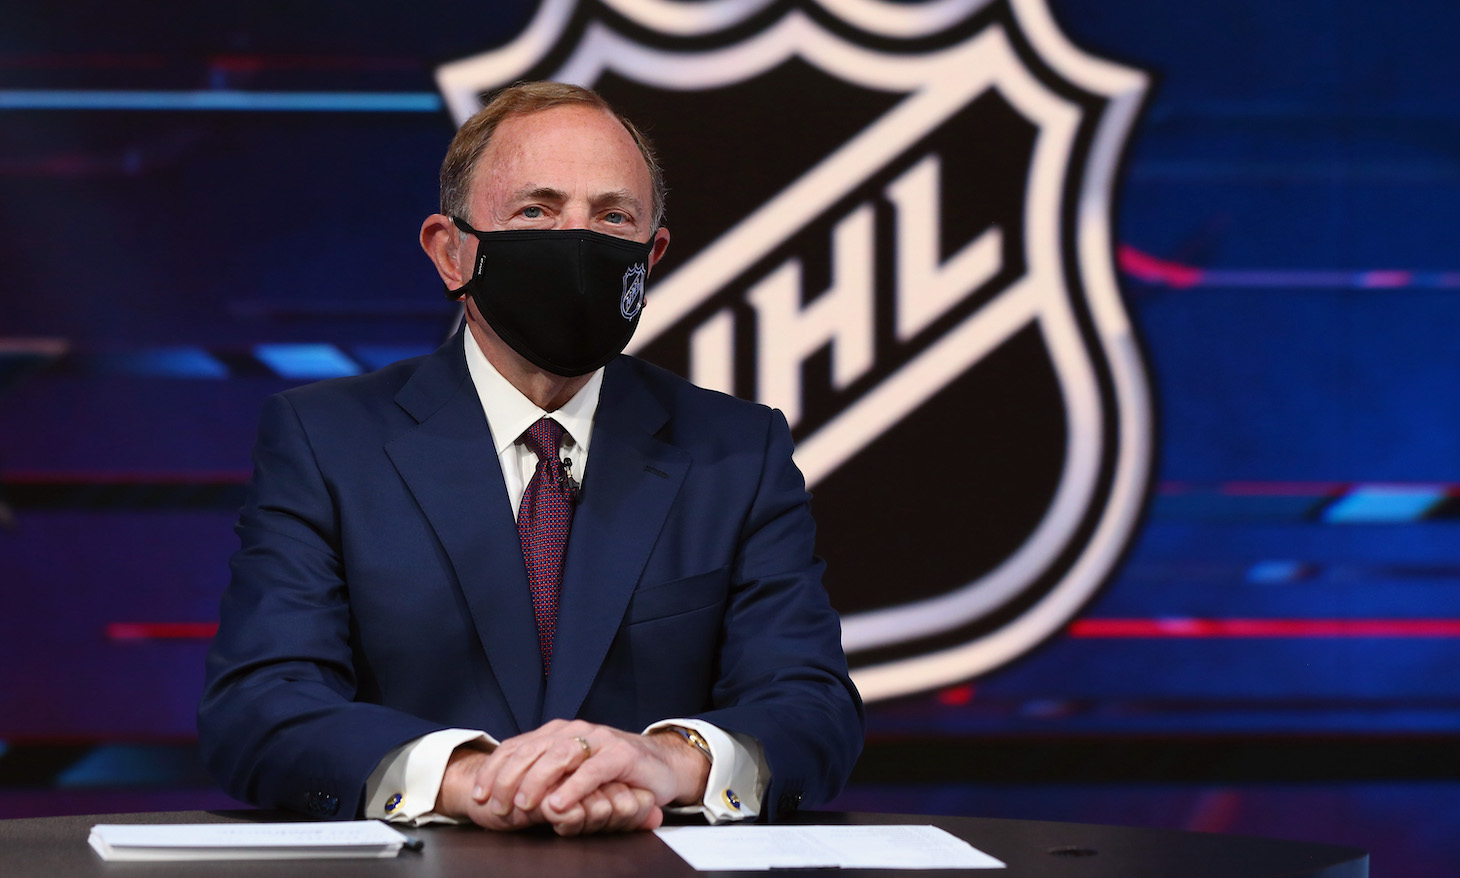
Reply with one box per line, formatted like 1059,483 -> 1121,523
436,0 -> 1155,701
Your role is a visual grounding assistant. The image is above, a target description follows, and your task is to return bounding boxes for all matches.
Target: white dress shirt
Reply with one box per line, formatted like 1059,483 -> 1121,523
362,331 -> 766,825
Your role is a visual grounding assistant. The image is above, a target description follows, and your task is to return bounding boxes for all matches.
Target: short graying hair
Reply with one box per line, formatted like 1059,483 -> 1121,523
439,81 -> 666,230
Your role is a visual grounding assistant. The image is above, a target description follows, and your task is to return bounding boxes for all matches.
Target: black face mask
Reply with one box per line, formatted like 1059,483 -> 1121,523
447,217 -> 653,377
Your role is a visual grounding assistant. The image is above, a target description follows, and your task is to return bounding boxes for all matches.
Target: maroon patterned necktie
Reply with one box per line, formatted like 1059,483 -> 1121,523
517,418 -> 574,674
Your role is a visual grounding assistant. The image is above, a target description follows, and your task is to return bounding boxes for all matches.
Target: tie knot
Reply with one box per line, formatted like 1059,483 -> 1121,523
521,417 -> 565,460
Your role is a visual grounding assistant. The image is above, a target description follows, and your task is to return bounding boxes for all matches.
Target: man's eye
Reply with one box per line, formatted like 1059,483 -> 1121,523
522,206 -> 544,218
604,211 -> 626,224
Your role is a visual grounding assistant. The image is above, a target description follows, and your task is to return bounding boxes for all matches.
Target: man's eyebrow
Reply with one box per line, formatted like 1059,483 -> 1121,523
512,185 -> 569,203
591,189 -> 644,213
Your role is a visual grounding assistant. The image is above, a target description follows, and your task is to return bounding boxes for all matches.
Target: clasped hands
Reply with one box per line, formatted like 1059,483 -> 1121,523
435,718 -> 710,836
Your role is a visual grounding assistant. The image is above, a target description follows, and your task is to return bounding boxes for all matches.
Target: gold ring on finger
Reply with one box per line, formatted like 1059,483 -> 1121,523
575,735 -> 592,758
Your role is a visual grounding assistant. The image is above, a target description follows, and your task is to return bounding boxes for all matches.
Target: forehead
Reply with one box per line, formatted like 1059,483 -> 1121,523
470,104 -> 652,206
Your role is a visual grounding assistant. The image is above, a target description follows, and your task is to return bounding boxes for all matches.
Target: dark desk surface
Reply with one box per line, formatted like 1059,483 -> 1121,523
0,809 -> 1367,877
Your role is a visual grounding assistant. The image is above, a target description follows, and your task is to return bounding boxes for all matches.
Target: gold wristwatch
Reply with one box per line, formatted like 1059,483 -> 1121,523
671,726 -> 713,763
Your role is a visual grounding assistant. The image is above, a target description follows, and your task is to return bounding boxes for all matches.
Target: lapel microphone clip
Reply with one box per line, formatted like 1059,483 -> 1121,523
558,457 -> 581,506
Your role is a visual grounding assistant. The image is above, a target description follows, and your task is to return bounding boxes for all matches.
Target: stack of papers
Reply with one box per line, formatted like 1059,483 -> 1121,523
88,821 -> 413,861
654,824 -> 1006,870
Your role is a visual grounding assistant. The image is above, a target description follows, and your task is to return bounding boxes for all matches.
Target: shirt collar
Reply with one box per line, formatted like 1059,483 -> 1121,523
462,328 -> 602,456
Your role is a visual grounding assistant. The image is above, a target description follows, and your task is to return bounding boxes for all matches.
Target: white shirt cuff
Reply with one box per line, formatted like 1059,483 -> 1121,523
363,728 -> 499,826
644,718 -> 766,823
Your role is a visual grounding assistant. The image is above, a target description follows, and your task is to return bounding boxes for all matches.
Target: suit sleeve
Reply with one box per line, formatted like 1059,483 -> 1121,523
197,393 -> 450,819
693,408 -> 865,820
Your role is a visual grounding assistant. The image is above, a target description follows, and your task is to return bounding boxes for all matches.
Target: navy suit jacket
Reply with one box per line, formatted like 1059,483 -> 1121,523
198,332 -> 863,821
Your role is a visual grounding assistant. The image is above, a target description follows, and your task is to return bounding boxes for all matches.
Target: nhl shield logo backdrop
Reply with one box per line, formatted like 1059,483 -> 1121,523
438,0 -> 1156,702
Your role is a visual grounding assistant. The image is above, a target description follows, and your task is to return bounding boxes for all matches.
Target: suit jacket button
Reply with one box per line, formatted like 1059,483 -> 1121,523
305,791 -> 340,817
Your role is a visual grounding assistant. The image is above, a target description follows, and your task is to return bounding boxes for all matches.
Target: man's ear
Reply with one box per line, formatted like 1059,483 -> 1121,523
646,226 -> 671,274
421,213 -> 467,294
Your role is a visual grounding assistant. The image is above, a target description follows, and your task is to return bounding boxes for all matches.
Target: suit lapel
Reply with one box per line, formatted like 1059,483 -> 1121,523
544,359 -> 688,721
383,335 -> 542,734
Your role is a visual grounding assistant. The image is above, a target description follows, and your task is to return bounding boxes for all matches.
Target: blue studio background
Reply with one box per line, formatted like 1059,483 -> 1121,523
2,1 -> 1458,873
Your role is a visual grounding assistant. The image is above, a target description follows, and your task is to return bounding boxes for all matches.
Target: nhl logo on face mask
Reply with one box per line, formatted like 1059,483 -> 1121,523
621,263 -> 647,320
438,0 -> 1157,702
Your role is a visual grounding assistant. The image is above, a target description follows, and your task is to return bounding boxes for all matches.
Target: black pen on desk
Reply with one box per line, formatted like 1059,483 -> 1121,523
402,837 -> 425,852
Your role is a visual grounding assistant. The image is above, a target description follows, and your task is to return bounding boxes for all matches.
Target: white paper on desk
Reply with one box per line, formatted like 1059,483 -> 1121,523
654,824 -> 1005,870
88,820 -> 411,861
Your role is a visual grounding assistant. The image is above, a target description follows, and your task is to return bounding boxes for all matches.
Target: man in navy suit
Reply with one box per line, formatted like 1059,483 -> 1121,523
198,81 -> 863,836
